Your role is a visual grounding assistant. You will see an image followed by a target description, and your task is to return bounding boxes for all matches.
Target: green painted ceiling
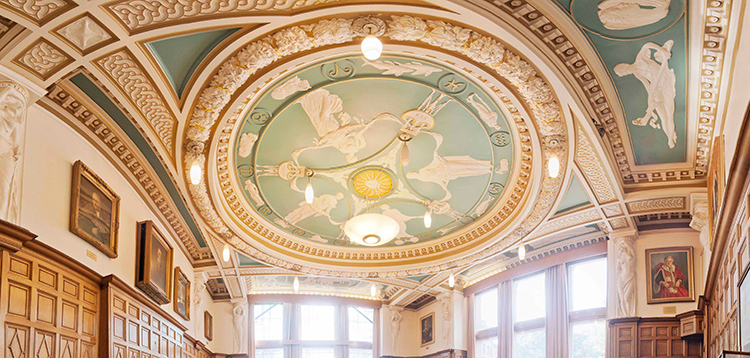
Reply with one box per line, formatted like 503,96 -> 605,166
69,73 -> 207,247
235,55 -> 515,248
404,275 -> 430,283
146,28 -> 239,99
236,252 -> 266,266
555,175 -> 591,214
554,0 -> 688,165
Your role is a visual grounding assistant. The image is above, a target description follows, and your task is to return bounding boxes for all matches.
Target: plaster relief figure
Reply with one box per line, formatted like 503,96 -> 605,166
381,205 -> 420,239
597,0 -> 670,30
390,307 -> 403,353
285,193 -> 344,225
233,303 -> 247,353
614,40 -> 677,149
0,83 -> 28,224
467,93 -> 502,130
271,76 -> 311,100
615,236 -> 637,317
238,132 -> 258,158
362,59 -> 443,77
406,143 -> 492,201
243,180 -> 265,206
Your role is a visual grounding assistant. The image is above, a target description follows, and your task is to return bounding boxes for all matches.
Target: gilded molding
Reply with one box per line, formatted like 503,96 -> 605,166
94,49 -> 175,156
184,14 -> 568,276
44,83 -> 210,262
575,124 -> 618,203
626,196 -> 686,213
104,0 -> 341,34
13,38 -> 72,81
533,208 -> 601,237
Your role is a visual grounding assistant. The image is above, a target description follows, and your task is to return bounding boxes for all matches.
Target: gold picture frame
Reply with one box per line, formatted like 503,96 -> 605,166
708,135 -> 726,243
420,312 -> 435,346
204,311 -> 214,341
135,221 -> 173,305
645,246 -> 695,304
69,160 -> 119,258
173,266 -> 190,320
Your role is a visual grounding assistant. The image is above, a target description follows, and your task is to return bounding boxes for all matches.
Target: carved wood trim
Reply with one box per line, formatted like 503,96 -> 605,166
0,219 -> 37,252
102,275 -> 187,332
608,317 -> 702,358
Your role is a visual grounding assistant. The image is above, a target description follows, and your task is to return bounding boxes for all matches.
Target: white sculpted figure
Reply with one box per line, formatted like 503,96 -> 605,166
615,236 -> 637,317
285,193 -> 344,225
243,180 -> 265,206
0,82 -> 28,224
233,303 -> 247,353
294,89 -> 400,162
238,132 -> 258,158
597,0 -> 671,30
381,205 -> 420,239
614,40 -> 677,148
271,76 -> 311,100
467,93 -> 502,130
390,307 -> 403,353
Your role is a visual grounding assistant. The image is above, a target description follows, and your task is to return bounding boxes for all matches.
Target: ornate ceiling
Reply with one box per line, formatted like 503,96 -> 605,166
0,0 -> 732,305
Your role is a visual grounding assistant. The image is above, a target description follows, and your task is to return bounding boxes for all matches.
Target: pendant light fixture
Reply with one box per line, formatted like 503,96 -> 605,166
424,208 -> 432,228
305,176 -> 314,204
222,243 -> 230,262
448,273 -> 455,288
361,35 -> 383,60
344,181 -> 400,246
370,283 -> 378,297
189,158 -> 202,185
548,153 -> 560,178
293,276 -> 300,292
518,242 -> 526,260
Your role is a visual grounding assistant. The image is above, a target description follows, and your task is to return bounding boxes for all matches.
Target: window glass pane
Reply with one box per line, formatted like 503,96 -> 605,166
348,307 -> 374,342
256,348 -> 284,358
513,273 -> 545,322
301,305 -> 335,340
513,328 -> 545,358
570,320 -> 606,358
303,347 -> 334,358
476,336 -> 498,358
475,288 -> 499,331
254,304 -> 283,341
350,348 -> 373,358
570,258 -> 608,311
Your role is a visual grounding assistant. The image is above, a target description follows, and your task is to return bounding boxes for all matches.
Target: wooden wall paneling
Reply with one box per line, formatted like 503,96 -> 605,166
0,248 -> 100,358
101,276 -> 186,358
609,318 -> 702,358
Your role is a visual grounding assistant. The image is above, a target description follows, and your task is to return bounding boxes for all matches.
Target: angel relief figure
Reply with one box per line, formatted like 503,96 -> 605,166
614,40 -> 677,149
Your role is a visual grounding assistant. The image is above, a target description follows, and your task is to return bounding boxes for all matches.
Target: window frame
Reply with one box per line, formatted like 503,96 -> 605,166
566,255 -> 608,358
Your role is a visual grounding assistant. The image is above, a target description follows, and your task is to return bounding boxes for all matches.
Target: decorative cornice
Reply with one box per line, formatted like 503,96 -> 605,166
534,208 -> 601,237
0,219 -> 37,253
183,14 -> 568,277
93,48 -> 175,156
44,83 -> 210,263
626,196 -> 686,214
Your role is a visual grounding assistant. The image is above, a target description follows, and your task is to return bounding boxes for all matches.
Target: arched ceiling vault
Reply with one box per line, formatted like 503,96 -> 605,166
0,0 -> 729,304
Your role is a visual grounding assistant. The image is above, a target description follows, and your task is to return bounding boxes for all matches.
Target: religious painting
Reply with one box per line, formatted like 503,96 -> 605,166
645,246 -> 695,304
708,135 -> 725,242
135,220 -> 173,305
204,311 -> 213,341
69,160 -> 119,258
739,266 -> 750,351
420,312 -> 434,346
173,266 -> 190,320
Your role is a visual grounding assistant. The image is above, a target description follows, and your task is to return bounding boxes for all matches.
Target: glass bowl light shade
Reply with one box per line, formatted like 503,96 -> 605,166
344,213 -> 400,246
361,35 -> 383,60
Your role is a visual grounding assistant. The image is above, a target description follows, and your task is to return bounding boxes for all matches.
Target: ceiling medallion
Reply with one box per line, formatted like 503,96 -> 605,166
187,14 -> 567,275
350,167 -> 395,199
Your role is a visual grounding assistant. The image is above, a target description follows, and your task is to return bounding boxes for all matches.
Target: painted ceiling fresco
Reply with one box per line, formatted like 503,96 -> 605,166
557,0 -> 688,165
235,55 -> 514,247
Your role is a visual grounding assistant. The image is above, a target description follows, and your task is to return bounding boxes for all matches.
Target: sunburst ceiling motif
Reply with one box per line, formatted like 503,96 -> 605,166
234,54 -> 515,247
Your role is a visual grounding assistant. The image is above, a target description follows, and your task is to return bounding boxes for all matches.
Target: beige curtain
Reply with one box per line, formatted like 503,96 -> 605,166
468,295 -> 475,358
546,265 -> 568,358
499,281 -> 513,358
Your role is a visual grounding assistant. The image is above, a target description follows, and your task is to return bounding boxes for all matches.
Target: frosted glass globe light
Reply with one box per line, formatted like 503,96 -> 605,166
189,159 -> 202,185
424,208 -> 432,228
548,154 -> 560,178
361,35 -> 383,60
518,243 -> 526,260
293,276 -> 300,292
371,283 -> 378,297
344,213 -> 400,246
305,180 -> 314,204
222,243 -> 230,262
448,273 -> 455,288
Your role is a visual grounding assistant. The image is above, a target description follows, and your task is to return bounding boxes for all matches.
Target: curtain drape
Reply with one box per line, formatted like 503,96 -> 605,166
468,295 -> 475,358
499,281 -> 513,358
546,265 -> 568,358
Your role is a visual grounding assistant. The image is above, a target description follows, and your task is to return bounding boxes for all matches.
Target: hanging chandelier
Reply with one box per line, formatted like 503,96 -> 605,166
344,213 -> 400,246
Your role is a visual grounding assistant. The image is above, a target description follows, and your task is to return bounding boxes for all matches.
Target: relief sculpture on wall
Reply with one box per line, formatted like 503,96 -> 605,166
0,82 -> 28,224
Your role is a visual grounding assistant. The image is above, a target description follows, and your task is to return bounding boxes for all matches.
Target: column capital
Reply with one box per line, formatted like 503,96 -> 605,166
609,228 -> 638,240
0,65 -> 46,102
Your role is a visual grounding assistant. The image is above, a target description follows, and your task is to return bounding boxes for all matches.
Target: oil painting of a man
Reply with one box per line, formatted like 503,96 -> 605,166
646,247 -> 694,303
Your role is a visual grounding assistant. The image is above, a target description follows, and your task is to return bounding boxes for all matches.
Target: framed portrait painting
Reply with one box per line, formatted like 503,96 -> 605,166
420,312 -> 434,346
645,246 -> 695,304
136,221 -> 173,305
204,311 -> 213,341
173,266 -> 190,320
708,135 -> 725,241
740,267 -> 750,351
69,160 -> 119,258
